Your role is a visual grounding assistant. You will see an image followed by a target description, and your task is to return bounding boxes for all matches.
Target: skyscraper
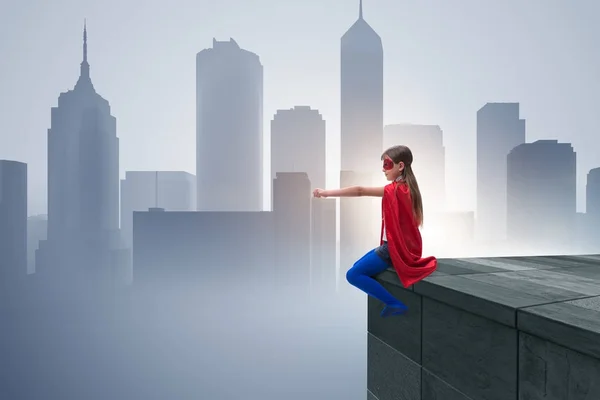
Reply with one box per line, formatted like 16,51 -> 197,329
37,23 -> 120,284
271,106 -> 326,194
339,0 -> 384,274
507,140 -> 576,253
476,103 -> 526,244
340,0 -> 383,172
196,38 -> 263,212
0,160 -> 27,285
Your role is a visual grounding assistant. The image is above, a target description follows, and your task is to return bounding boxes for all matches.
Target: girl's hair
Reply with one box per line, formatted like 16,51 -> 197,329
381,145 -> 424,226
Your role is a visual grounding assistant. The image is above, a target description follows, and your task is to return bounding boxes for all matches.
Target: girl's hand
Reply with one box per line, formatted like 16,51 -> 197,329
313,188 -> 328,198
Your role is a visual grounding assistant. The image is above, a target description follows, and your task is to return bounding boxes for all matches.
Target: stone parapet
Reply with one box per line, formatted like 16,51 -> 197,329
367,255 -> 600,400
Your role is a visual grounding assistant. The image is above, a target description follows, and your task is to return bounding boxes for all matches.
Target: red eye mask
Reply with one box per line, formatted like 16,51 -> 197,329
383,159 -> 394,170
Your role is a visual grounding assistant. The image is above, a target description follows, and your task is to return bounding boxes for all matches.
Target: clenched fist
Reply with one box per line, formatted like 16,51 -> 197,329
313,188 -> 328,198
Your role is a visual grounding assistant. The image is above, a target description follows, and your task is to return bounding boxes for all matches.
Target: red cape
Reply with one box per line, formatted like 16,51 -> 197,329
381,181 -> 437,288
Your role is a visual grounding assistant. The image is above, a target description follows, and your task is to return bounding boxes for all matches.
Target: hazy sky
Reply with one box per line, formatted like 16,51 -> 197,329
1,0 -> 599,215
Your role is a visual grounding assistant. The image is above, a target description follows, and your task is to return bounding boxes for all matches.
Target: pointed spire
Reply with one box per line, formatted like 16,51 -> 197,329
83,19 -> 88,63
359,0 -> 363,19
75,18 -> 93,91
80,19 -> 90,79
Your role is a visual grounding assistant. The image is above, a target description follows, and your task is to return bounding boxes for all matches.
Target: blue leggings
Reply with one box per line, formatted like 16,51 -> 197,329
346,249 -> 404,307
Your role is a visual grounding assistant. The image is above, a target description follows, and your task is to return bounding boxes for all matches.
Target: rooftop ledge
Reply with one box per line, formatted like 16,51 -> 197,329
368,254 -> 600,400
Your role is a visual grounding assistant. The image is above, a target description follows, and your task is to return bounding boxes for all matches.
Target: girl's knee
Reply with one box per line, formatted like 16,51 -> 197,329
347,257 -> 368,284
348,250 -> 388,281
346,268 -> 357,285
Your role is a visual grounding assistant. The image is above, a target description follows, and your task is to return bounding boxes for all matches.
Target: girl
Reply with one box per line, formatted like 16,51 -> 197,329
313,145 -> 437,318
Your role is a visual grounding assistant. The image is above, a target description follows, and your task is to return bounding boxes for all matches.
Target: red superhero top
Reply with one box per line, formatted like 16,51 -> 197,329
380,180 -> 437,288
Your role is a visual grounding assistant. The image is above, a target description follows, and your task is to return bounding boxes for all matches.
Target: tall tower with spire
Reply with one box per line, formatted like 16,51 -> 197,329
340,0 -> 383,171
338,1 -> 384,281
37,21 -> 120,287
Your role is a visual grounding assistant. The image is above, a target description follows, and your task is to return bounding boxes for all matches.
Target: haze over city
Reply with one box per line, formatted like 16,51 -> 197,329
1,1 -> 600,399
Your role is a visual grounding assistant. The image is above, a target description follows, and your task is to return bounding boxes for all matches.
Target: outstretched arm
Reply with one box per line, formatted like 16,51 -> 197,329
313,186 -> 384,198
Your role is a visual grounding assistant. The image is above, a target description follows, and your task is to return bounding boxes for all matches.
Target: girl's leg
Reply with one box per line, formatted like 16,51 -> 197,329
346,249 -> 407,317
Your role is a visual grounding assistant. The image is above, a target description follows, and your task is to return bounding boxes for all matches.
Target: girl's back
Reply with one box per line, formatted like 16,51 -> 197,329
393,181 -> 423,257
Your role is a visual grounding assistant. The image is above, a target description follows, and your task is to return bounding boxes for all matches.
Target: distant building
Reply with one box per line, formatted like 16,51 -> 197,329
476,103 -> 526,243
271,106 -> 326,197
196,38 -> 263,212
339,1 -> 384,279
507,140 -> 576,253
120,171 -> 196,248
0,160 -> 27,285
132,173 -> 331,293
36,23 -> 121,287
384,124 -> 446,213
27,214 -> 47,274
132,211 -> 274,285
273,173 -> 312,289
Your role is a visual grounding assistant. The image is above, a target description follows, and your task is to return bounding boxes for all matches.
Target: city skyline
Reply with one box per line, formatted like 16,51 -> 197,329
2,0 -> 599,216
2,3 -> 600,398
